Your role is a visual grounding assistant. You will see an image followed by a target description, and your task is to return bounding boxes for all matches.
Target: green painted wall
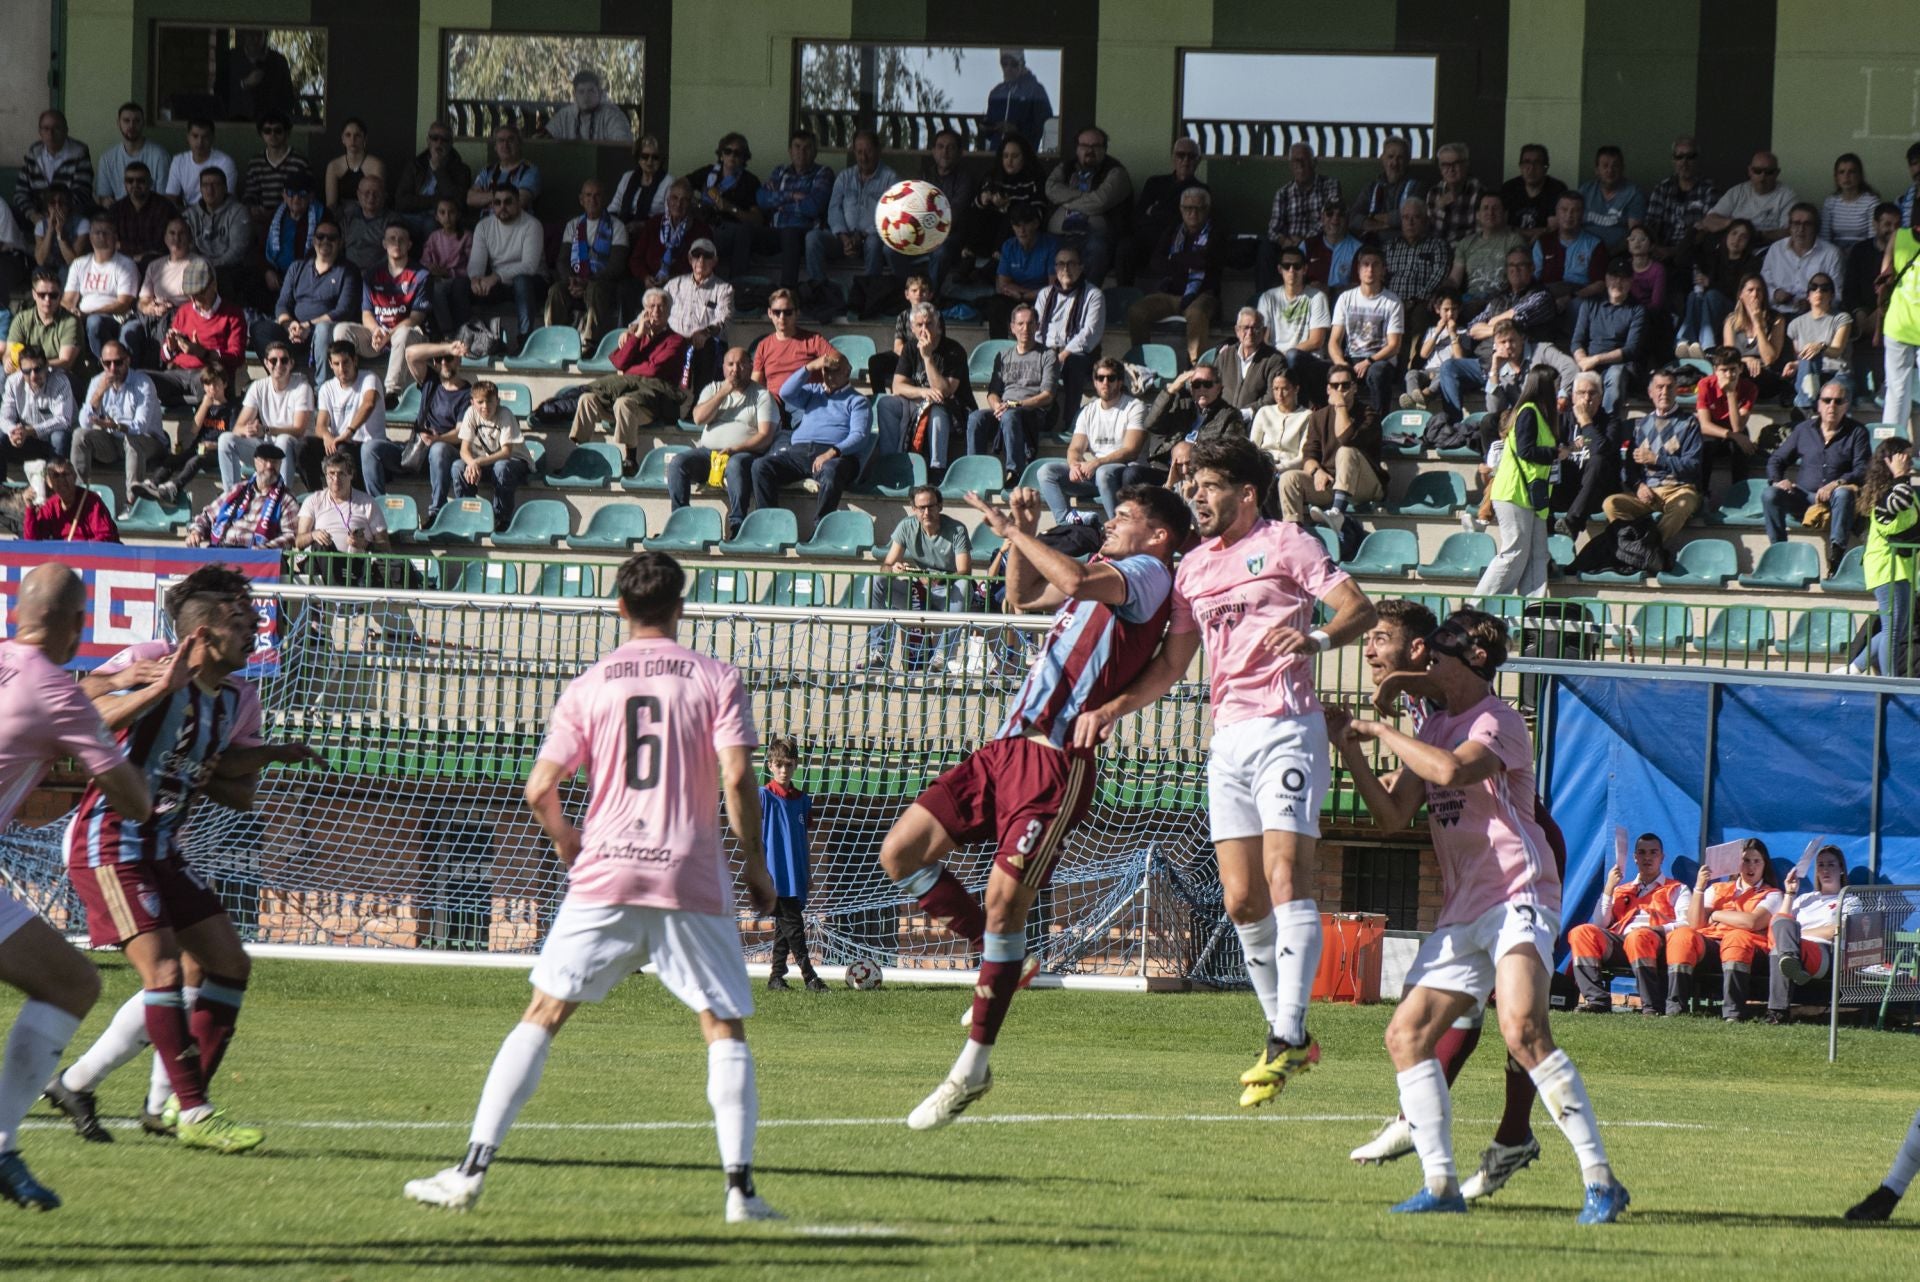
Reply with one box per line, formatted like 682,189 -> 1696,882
1773,1 -> 1920,209
667,0 -> 851,182
1094,0 -> 1195,176
1579,0 -> 1698,189
1504,0 -> 1583,186
419,0 -> 493,175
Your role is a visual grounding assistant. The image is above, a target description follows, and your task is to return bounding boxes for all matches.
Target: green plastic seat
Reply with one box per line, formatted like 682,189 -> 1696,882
796,510 -> 875,559
448,561 -> 520,595
1123,343 -> 1178,382
1379,408 -> 1430,454
491,381 -> 535,419
567,503 -> 648,550
542,441 -> 622,489
1695,606 -> 1775,657
1821,545 -> 1867,594
579,330 -> 625,374
718,508 -> 798,556
377,494 -> 420,541
1630,603 -> 1695,655
647,505 -> 723,553
1312,525 -> 1341,562
1656,538 -> 1738,589
490,498 -> 571,548
760,570 -> 834,608
117,496 -> 191,536
422,497 -> 495,544
967,339 -> 1013,384
688,567 -> 753,604
1011,458 -> 1053,493
851,452 -> 927,500
1705,478 -> 1768,527
939,455 -> 1004,502
1196,345 -> 1220,369
1737,541 -> 1821,590
502,326 -> 582,372
535,563 -> 601,597
1386,472 -> 1468,516
1416,531 -> 1496,581
969,523 -> 1004,561
1781,609 -> 1857,660
388,383 -> 422,425
1340,528 -> 1417,576
831,334 -> 877,372
622,445 -> 690,494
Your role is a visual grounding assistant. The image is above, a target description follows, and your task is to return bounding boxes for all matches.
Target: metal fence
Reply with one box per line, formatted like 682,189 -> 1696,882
444,99 -> 643,142
1829,885 -> 1920,1060
1179,119 -> 1435,161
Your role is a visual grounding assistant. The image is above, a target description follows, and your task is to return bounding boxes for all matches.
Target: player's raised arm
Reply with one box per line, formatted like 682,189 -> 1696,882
524,757 -> 583,867
1071,628 -> 1201,750
1328,706 -> 1431,832
88,629 -> 207,729
964,488 -> 1133,613
1345,715 -> 1504,793
719,744 -> 775,916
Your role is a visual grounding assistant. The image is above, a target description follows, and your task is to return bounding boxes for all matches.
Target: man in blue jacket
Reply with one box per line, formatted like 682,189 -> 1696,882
1763,380 -> 1870,575
750,352 -> 871,526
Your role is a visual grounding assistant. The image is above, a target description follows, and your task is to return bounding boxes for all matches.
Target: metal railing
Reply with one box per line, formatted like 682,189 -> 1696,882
444,99 -> 643,142
1180,119 -> 1434,161
797,108 -> 1004,155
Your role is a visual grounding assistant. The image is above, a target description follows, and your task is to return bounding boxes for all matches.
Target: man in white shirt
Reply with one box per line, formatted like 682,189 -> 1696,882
162,118 -> 239,204
295,449 -> 391,566
1034,355 -> 1146,523
454,186 -> 547,350
1255,244 -> 1333,403
805,130 -> 899,284
453,380 -> 533,530
314,340 -> 394,497
1032,245 -> 1106,428
1760,203 -> 1846,316
666,347 -> 778,539
61,222 -> 139,363
665,238 -> 734,389
544,178 -> 629,348
220,339 -> 317,490
95,102 -> 170,204
0,349 -> 75,479
1329,246 -> 1406,417
72,340 -> 165,496
1699,151 -> 1799,243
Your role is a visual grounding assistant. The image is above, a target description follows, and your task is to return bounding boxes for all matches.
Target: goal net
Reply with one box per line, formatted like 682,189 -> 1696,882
0,580 -> 1226,981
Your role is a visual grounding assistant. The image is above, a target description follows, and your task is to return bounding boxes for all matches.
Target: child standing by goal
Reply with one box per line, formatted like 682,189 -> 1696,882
762,736 -> 825,992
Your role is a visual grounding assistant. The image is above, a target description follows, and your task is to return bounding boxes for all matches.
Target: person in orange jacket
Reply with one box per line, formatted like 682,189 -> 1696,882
1665,837 -> 1780,1020
1567,832 -> 1691,1015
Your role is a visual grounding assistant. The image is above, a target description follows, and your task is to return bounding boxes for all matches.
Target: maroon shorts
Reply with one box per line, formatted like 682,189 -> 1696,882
916,737 -> 1096,890
70,857 -> 225,948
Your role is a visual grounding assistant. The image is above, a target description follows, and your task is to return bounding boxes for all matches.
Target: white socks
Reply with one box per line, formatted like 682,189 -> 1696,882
1529,1048 -> 1611,1185
62,989 -> 153,1095
468,1022 -> 554,1153
0,1001 -> 82,1153
1233,917 -> 1281,1033
1396,1059 -> 1455,1193
1885,1108 -> 1920,1196
706,1038 -> 758,1171
952,1039 -> 991,1087
1271,900 -> 1322,1047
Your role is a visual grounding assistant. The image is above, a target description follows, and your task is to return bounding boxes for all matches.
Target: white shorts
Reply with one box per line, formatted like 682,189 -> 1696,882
0,890 -> 33,947
1403,901 -> 1560,1007
1207,714 -> 1328,841
529,900 -> 754,1019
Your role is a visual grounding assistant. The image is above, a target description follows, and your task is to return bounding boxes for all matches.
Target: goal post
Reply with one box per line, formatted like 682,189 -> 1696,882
1829,884 -> 1920,1061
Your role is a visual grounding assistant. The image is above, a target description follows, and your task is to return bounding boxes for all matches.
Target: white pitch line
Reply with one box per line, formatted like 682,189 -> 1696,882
21,1113 -> 1706,1133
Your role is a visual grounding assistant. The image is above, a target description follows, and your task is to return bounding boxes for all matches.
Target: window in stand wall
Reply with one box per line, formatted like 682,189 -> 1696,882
1177,50 -> 1437,161
794,42 -> 1063,156
151,24 -> 328,127
442,33 -> 644,143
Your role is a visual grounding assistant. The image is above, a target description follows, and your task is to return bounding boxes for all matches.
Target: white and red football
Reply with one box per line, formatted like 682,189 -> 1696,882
844,958 -> 883,990
874,180 -> 952,256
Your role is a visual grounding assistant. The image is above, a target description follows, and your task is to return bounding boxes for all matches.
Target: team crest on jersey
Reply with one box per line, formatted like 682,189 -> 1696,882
139,891 -> 162,918
1246,554 -> 1266,575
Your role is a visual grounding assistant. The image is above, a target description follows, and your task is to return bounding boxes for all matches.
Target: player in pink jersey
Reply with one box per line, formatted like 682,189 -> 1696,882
405,552 -> 781,1220
1330,608 -> 1628,1222
1079,437 -> 1376,1109
45,566 -> 322,1156
878,483 -> 1192,1131
0,564 -> 153,1210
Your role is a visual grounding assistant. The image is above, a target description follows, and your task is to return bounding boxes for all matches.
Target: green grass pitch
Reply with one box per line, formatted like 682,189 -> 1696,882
4,958 -> 1917,1280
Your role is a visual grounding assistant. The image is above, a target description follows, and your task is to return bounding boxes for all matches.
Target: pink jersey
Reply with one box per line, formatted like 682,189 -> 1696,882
1418,693 -> 1561,927
69,640 -> 263,867
0,641 -> 126,826
537,637 -> 757,915
1169,518 -> 1351,726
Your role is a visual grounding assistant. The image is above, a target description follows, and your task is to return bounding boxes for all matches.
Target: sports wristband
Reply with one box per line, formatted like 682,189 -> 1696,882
1308,629 -> 1332,653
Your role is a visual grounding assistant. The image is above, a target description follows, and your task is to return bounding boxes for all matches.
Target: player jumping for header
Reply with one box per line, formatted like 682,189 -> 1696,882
405,552 -> 782,1220
1328,608 -> 1629,1222
879,483 -> 1193,1130
0,564 -> 154,1209
1079,438 -> 1376,1107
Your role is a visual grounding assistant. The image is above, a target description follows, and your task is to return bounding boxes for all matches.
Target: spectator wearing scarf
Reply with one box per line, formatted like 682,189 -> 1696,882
544,178 -> 630,349
1126,189 -> 1225,365
186,441 -> 295,548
